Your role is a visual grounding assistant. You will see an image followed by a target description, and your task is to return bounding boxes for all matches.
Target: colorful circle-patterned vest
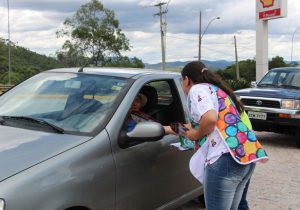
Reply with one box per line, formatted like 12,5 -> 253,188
215,85 -> 268,164
181,84 -> 268,164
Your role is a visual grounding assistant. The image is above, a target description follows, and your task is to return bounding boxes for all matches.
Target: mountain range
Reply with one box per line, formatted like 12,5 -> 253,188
145,60 -> 235,70
145,60 -> 300,71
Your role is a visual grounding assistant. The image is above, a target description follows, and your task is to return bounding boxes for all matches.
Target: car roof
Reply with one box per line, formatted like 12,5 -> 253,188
270,67 -> 300,71
47,67 -> 181,79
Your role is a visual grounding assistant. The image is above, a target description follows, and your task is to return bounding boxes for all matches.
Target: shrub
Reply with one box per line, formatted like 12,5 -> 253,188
224,79 -> 250,91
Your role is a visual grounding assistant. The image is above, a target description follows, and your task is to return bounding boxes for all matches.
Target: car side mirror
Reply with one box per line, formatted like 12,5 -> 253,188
250,81 -> 257,88
119,122 -> 165,148
127,121 -> 165,140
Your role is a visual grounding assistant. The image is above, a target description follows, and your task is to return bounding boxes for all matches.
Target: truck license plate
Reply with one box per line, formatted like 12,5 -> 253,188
248,111 -> 267,120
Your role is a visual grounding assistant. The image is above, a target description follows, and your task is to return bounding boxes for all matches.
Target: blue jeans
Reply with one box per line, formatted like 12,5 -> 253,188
238,179 -> 250,210
204,153 -> 255,210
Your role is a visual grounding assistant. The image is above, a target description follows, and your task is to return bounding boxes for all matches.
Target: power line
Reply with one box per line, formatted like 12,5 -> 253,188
165,48 -> 236,60
167,35 -> 247,48
202,48 -> 234,57
166,35 -> 197,42
165,0 -> 171,11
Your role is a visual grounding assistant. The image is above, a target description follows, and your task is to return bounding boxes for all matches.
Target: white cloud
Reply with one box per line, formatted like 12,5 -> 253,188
123,30 -> 258,64
123,31 -> 161,63
1,0 -> 300,64
0,6 -> 67,56
138,0 -> 161,7
11,10 -> 61,32
12,29 -> 66,56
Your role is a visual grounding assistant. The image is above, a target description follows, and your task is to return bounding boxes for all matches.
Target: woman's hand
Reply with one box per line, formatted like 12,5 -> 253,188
182,110 -> 217,141
183,123 -> 192,130
182,128 -> 201,141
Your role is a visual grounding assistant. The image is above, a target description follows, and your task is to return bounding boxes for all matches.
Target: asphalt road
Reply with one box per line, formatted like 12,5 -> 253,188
176,131 -> 300,210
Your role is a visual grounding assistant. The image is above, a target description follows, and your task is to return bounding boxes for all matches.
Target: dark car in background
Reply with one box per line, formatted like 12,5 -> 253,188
235,67 -> 300,148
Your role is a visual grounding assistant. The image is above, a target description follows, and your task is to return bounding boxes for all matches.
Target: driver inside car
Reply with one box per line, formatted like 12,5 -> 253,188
126,93 -> 155,132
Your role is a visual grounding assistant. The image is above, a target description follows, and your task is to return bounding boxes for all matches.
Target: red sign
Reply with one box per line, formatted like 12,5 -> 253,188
257,0 -> 287,20
259,8 -> 281,19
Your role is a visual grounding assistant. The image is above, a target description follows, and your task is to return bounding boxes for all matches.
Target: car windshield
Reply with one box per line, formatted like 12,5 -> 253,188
0,72 -> 130,133
258,70 -> 300,89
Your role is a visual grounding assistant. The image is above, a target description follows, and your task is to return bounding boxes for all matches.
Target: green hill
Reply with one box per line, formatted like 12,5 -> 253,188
0,38 -> 65,85
145,60 -> 234,71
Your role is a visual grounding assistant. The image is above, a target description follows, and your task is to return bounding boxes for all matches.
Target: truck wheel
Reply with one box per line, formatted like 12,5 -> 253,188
296,131 -> 300,148
296,138 -> 300,148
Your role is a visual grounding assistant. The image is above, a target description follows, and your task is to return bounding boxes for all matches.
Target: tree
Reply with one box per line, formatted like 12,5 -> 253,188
56,40 -> 88,67
56,0 -> 130,66
269,56 -> 287,69
289,61 -> 299,67
103,56 -> 145,68
0,38 -> 64,85
217,59 -> 256,82
269,56 -> 298,69
217,56 -> 297,85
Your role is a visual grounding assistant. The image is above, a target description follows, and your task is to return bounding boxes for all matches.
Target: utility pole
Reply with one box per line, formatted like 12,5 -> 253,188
154,2 -> 167,70
7,0 -> 11,85
198,11 -> 202,62
234,36 -> 240,80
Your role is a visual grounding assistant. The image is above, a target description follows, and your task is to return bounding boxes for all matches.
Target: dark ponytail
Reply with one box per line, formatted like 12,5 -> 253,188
181,61 -> 244,113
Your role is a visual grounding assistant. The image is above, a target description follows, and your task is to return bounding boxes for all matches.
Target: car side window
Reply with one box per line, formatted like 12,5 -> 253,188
277,72 -> 287,85
261,72 -> 277,84
148,81 -> 173,105
290,72 -> 300,87
123,79 -> 185,133
119,79 -> 186,148
141,80 -> 185,125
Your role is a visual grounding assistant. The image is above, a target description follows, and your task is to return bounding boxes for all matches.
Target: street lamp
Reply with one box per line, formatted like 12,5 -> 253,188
291,27 -> 300,63
198,12 -> 220,61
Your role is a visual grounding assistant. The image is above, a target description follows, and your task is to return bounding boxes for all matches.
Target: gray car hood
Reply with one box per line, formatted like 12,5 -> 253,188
0,125 -> 92,182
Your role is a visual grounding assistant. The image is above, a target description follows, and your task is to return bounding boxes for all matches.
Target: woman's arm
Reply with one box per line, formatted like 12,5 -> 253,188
182,110 -> 217,141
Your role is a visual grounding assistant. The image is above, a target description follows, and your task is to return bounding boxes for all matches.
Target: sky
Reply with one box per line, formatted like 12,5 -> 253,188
0,0 -> 300,64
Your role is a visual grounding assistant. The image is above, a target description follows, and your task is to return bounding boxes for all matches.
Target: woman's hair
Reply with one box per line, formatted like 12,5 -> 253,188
181,61 -> 244,113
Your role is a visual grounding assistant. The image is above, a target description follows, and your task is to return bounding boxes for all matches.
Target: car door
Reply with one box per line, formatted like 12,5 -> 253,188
106,77 -> 201,210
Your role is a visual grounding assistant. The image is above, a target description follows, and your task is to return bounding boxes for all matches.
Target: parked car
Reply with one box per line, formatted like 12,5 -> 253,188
235,67 -> 300,148
0,68 -> 202,210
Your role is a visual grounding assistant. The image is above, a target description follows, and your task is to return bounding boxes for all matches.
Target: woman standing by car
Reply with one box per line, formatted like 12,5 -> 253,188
180,61 -> 268,210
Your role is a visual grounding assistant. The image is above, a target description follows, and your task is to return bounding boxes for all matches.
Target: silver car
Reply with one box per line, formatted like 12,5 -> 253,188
0,68 -> 202,210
